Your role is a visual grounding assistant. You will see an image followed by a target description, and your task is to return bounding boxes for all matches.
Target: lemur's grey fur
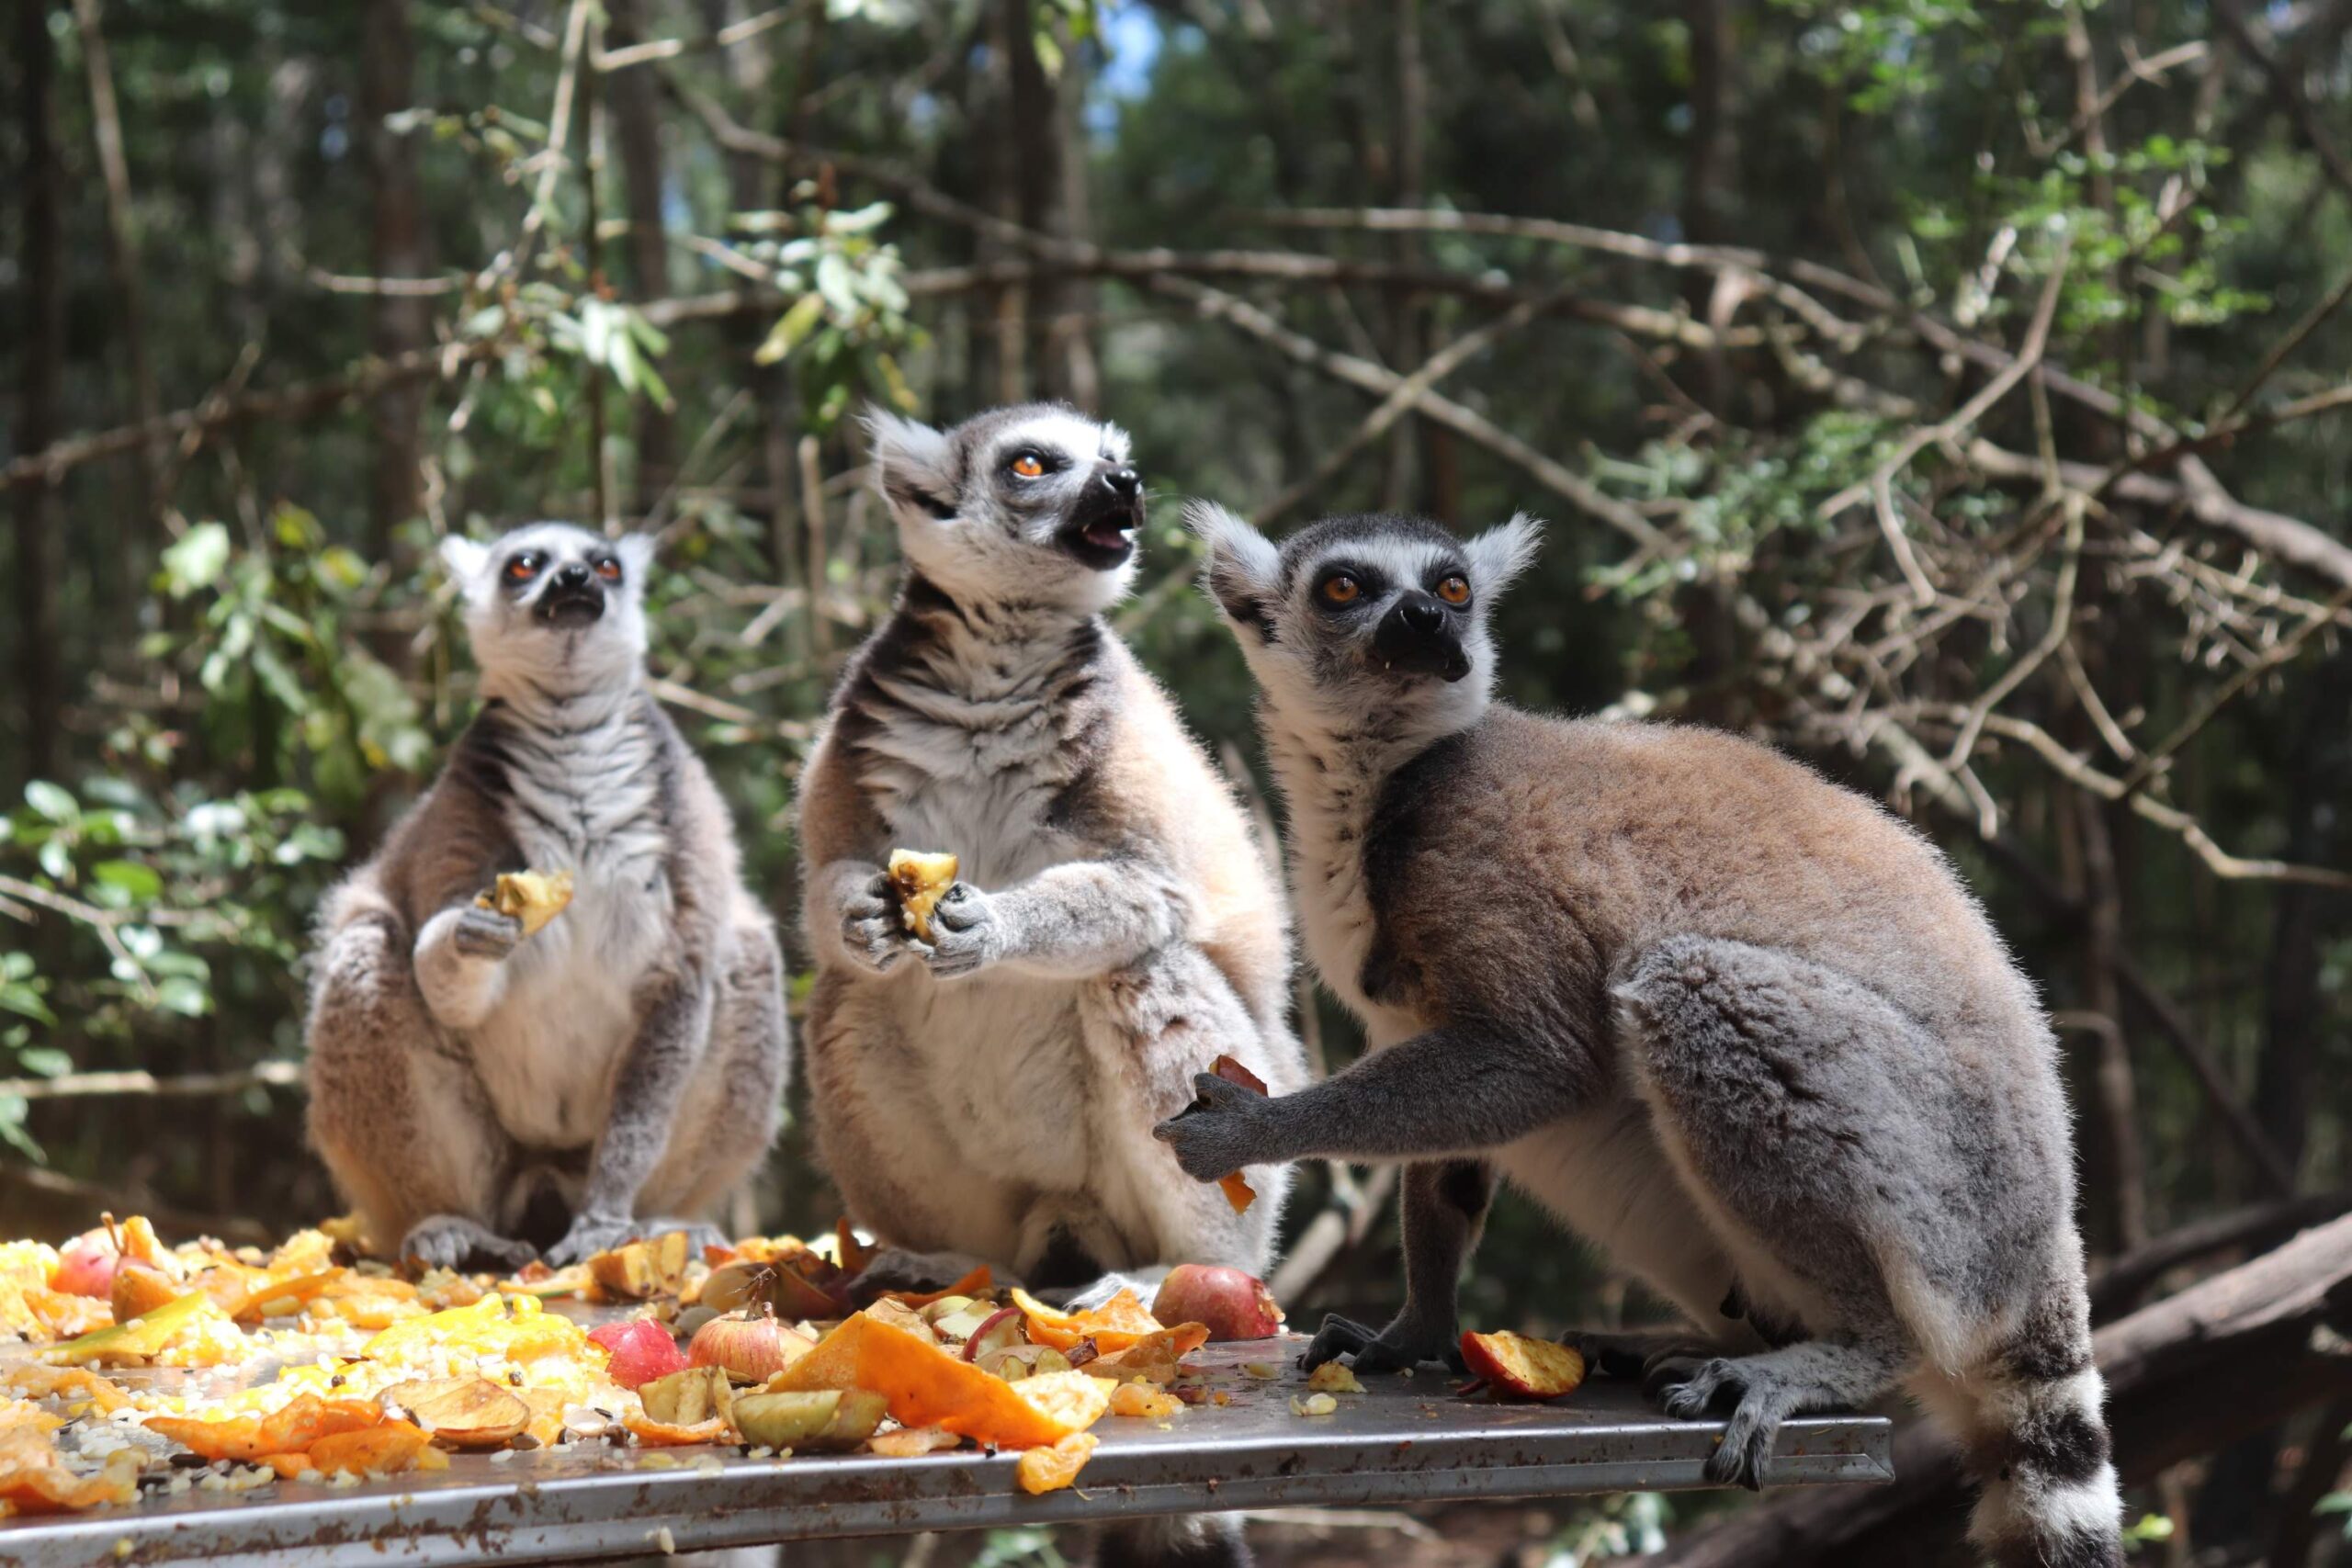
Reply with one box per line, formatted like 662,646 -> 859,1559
304,523 -> 789,1271
797,406 -> 1306,1568
1161,504 -> 2121,1568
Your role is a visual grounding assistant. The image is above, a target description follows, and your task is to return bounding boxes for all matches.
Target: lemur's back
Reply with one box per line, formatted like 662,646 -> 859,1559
1368,707 -> 2050,1070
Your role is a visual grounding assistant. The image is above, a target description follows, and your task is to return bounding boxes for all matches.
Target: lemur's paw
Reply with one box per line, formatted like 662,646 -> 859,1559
451,908 -> 524,961
1151,1074 -> 1274,1181
850,1247 -> 1000,1299
543,1210 -> 640,1268
401,1214 -> 537,1273
1706,1393 -> 1782,1492
841,874 -> 910,975
1301,1314 -> 1461,1375
917,884 -> 1006,980
1663,1356 -> 1784,1490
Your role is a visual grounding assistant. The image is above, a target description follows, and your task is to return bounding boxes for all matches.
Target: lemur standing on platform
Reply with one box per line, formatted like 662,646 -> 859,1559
1159,506 -> 2120,1568
305,523 -> 790,1271
797,404 -> 1306,1295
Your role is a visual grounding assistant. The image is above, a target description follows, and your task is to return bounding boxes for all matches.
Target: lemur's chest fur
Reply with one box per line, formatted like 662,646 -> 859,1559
1266,720 -> 1427,1046
468,696 -> 675,1149
836,600 -> 1115,1187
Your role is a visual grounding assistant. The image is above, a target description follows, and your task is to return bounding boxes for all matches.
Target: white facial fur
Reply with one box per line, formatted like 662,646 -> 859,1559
867,406 -> 1141,613
1188,502 -> 1542,754
438,522 -> 655,705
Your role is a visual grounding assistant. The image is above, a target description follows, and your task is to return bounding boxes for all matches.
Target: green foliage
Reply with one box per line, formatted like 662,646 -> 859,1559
743,198 -> 922,429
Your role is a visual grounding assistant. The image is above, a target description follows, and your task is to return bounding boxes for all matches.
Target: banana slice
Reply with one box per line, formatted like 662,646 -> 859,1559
887,850 -> 959,942
476,869 -> 575,937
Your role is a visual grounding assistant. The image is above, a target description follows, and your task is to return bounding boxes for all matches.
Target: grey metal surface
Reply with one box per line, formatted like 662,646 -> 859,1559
0,1340 -> 1893,1566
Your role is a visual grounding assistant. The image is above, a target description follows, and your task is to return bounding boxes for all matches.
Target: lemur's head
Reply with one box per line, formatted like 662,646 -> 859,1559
866,403 -> 1143,612
1188,503 -> 1542,743
438,522 -> 654,695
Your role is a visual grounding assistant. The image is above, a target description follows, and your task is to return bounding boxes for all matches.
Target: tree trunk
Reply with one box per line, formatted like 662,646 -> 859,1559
605,0 -> 676,511
2078,794 -> 2150,1258
1682,0 -> 1736,412
12,0 -> 66,785
359,0 -> 428,666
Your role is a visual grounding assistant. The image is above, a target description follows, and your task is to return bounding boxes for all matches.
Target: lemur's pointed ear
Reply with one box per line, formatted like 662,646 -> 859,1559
616,531 -> 656,583
864,408 -> 957,521
439,534 -> 489,589
1186,501 -> 1283,641
1464,513 -> 1544,600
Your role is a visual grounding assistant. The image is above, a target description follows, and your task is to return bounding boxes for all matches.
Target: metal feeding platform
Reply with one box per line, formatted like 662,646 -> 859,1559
0,1340 -> 1893,1567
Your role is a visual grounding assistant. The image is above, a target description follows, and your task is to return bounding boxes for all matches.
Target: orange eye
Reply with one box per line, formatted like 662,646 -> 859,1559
1436,575 -> 1471,605
1011,452 -> 1046,479
594,557 -> 622,582
504,555 -> 538,582
1320,573 -> 1361,605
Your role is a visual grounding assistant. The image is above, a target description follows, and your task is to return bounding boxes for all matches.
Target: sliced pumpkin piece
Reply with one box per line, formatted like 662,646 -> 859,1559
769,1311 -> 1111,1448
1014,1431 -> 1098,1495
307,1422 -> 435,1476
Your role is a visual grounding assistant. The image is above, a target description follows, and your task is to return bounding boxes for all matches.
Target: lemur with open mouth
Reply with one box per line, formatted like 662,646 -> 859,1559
1160,505 -> 2120,1568
798,406 -> 1306,1300
304,523 -> 790,1271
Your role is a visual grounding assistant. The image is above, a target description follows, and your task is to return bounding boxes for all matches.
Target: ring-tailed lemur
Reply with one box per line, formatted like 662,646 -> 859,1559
797,404 -> 1306,1292
799,407 -> 1306,1568
1159,505 -> 2120,1568
304,523 -> 790,1271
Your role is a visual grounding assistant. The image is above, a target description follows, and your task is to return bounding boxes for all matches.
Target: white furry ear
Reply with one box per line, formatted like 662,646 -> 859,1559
438,534 -> 489,589
863,408 -> 956,519
616,531 -> 656,583
1464,513 -> 1544,600
1185,501 -> 1283,637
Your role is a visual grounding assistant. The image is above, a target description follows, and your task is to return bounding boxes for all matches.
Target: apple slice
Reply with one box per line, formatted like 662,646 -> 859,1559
1201,1055 -> 1270,1213
961,1304 -> 1026,1365
1458,1330 -> 1586,1400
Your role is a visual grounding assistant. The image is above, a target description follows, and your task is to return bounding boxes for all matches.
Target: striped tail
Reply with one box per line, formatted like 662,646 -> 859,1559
1962,1325 -> 2124,1568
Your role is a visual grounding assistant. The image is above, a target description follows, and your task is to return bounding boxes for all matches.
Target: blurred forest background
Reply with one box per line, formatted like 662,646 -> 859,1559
4,0 -> 2352,1562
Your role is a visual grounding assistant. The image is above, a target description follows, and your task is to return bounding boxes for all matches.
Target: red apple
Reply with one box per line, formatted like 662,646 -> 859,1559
1151,1264 -> 1285,1342
587,1316 -> 688,1390
51,1232 -> 122,1299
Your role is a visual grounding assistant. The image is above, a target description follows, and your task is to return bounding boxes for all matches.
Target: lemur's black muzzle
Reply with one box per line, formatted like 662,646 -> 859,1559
1057,465 -> 1146,571
535,561 -> 606,626
1373,592 -> 1471,682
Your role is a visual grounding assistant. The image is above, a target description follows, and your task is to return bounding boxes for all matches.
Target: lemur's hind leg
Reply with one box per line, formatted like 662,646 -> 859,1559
1613,935 -> 1957,1487
304,909 -> 529,1269
1304,1158 -> 1496,1374
641,919 -> 791,1225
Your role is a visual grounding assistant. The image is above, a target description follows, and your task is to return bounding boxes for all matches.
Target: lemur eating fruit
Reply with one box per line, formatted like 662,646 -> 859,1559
304,523 -> 790,1272
799,407 -> 1306,1568
797,406 -> 1306,1303
1159,505 -> 2120,1568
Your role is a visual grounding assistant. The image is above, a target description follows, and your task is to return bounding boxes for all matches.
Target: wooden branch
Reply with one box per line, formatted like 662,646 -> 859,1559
1148,275 -> 1668,550
1653,1213 -> 2352,1567
2088,1190 -> 2349,1319
0,1062 -> 304,1103
0,340 -> 500,494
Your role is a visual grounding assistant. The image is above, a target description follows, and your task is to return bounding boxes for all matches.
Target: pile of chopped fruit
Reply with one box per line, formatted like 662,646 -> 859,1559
0,1214 -> 1285,1518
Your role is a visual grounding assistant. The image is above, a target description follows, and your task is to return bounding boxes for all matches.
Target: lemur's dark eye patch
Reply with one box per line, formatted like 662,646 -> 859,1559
503,552 -> 542,583
594,555 -> 622,583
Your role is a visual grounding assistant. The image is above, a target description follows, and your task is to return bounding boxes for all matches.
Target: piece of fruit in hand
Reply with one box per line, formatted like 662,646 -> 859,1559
475,869 -> 575,937
1199,1055 -> 1268,1212
1458,1330 -> 1586,1399
887,850 -> 959,942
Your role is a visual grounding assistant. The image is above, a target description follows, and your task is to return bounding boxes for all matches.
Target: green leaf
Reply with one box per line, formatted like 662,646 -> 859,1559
90,860 -> 163,903
755,292 -> 828,367
24,782 -> 77,824
153,976 -> 210,1018
0,985 -> 56,1028
13,1047 -> 70,1078
161,522 -> 232,599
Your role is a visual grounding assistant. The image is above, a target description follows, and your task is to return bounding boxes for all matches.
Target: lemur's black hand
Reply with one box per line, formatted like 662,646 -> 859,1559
1152,1072 -> 1276,1180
